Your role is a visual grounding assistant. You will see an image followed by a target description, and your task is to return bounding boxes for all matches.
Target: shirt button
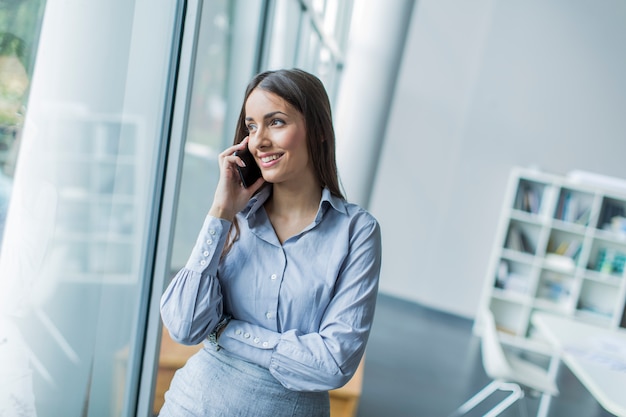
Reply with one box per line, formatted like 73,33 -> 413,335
270,274 -> 277,280
243,332 -> 250,339
203,251 -> 209,257
235,329 -> 242,335
262,342 -> 269,348
200,260 -> 206,266
266,312 -> 273,319
209,229 -> 216,235
253,337 -> 260,343
206,239 -> 213,245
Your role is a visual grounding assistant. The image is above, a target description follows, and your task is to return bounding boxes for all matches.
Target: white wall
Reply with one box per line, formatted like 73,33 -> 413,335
370,0 -> 626,318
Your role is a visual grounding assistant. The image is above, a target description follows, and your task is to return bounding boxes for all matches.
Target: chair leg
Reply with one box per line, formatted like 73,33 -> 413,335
517,393 -> 529,417
536,392 -> 552,417
449,380 -> 501,417
483,382 -> 524,417
449,380 -> 525,417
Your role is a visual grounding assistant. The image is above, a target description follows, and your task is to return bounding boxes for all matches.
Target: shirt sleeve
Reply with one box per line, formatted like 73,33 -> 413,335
217,215 -> 382,392
160,215 -> 231,345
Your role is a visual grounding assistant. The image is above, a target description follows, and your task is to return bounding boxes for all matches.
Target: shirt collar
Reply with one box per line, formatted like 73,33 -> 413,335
243,184 -> 347,220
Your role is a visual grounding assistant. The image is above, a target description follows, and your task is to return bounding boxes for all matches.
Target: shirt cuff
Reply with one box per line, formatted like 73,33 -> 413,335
184,215 -> 231,274
217,320 -> 279,368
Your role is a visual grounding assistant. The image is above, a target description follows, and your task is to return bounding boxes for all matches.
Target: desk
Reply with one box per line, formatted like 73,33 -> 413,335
531,312 -> 626,417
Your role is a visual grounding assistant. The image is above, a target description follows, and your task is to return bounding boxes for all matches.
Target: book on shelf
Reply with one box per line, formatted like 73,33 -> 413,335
574,207 -> 592,225
593,248 -> 626,275
600,202 -> 626,231
517,184 -> 540,214
507,226 -> 533,253
553,239 -> 582,259
495,260 -> 529,294
537,274 -> 571,303
556,191 -> 591,224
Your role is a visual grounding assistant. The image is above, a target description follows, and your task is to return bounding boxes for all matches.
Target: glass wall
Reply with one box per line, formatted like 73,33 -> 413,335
0,0 -> 356,415
0,0 -> 181,416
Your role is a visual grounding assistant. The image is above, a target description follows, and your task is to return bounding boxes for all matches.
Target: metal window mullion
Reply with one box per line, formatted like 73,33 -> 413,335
134,0 -> 204,416
298,0 -> 345,65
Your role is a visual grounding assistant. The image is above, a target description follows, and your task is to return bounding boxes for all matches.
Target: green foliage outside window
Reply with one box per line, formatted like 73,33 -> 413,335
0,0 -> 45,167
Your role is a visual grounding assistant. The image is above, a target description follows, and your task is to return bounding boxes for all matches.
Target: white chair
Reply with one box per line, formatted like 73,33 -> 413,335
449,308 -> 559,417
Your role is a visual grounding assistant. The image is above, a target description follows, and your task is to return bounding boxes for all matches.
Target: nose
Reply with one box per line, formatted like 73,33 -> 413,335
248,126 -> 270,151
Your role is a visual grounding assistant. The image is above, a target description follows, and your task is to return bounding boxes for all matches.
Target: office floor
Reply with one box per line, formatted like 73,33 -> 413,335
357,294 -> 615,417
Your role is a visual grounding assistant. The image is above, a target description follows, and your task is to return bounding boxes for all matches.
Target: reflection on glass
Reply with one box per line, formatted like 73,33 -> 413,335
0,0 -> 45,249
0,2 -> 45,413
0,0 -> 178,416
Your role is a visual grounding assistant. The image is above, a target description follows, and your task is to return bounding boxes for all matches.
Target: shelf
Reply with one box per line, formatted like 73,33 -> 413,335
492,287 -> 532,305
478,167 -> 626,355
583,270 -> 623,286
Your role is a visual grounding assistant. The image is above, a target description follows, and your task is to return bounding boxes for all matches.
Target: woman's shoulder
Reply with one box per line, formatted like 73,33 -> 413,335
324,189 -> 379,225
330,200 -> 380,234
346,203 -> 379,230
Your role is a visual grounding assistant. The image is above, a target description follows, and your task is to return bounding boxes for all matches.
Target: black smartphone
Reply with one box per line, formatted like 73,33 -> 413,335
234,147 -> 262,188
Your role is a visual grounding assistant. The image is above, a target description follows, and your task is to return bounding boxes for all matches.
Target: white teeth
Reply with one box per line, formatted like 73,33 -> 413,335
261,154 -> 281,163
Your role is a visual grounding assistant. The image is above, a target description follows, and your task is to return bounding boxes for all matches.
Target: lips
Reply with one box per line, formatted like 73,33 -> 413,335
260,153 -> 282,163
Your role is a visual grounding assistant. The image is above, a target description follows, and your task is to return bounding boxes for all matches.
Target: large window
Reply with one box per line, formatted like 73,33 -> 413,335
0,0 -> 356,415
0,0 -> 181,415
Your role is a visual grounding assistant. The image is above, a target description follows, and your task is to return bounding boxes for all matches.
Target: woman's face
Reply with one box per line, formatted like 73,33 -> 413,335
244,88 -> 314,187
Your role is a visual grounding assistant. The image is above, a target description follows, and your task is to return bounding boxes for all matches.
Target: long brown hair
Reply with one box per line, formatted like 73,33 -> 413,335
233,68 -> 344,198
224,69 -> 345,255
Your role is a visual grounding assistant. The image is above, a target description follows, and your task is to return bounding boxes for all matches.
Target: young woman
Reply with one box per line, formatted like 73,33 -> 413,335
159,68 -> 382,417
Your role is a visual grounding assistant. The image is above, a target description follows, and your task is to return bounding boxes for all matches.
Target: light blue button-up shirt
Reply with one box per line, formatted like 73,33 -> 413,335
160,185 -> 382,392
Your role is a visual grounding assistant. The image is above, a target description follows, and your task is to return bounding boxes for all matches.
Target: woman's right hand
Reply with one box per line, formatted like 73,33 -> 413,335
208,137 -> 265,221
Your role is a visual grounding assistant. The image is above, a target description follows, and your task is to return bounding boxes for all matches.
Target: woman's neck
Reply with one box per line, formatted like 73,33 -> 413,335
264,180 -> 322,243
267,180 -> 322,217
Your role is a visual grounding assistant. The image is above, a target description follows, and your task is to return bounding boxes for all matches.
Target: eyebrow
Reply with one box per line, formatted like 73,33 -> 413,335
245,111 -> 288,122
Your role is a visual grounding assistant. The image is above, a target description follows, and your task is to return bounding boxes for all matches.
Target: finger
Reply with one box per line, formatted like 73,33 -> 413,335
220,137 -> 249,157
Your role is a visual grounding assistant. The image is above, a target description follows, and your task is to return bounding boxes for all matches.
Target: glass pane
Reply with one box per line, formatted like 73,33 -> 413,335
265,0 -> 301,70
0,0 -> 179,416
170,0 -> 232,270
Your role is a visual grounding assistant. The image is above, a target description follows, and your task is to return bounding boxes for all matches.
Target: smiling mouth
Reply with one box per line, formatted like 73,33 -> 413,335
261,154 -> 282,163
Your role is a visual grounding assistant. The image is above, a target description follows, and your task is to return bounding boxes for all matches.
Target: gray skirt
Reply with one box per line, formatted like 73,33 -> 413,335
158,345 -> 330,417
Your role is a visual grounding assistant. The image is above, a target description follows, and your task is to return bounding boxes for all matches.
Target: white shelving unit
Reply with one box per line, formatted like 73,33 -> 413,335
477,167 -> 626,354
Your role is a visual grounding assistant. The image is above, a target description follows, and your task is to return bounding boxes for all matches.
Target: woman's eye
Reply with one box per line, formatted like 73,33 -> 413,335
270,119 -> 285,126
246,124 -> 257,133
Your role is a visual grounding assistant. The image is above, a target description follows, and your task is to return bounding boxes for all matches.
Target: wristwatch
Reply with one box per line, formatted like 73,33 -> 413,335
208,315 -> 231,350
